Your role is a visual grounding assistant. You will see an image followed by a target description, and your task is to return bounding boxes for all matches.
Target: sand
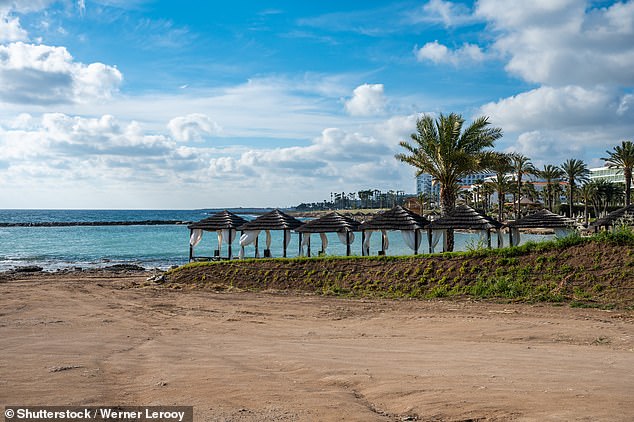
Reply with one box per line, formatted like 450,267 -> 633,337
1,271 -> 633,421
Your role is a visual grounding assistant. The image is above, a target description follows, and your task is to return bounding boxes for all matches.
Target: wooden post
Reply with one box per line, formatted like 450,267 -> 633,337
361,231 -> 366,256
381,231 -> 385,255
228,230 -> 233,259
307,235 -> 311,257
428,229 -> 433,254
487,229 -> 491,249
346,231 -> 351,256
298,232 -> 302,256
255,235 -> 259,258
414,229 -> 419,255
189,229 -> 193,262
283,230 -> 288,258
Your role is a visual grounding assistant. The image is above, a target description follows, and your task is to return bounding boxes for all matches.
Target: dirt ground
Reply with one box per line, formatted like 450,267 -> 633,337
1,271 -> 633,421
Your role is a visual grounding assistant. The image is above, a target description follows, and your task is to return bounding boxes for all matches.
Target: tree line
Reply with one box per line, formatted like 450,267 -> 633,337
295,190 -> 408,211
396,113 -> 634,250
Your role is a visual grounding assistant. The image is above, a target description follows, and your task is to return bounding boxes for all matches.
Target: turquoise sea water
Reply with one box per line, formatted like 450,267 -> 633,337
0,210 -> 554,271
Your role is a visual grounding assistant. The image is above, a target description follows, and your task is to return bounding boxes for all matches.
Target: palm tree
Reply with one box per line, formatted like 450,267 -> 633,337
396,113 -> 502,250
580,182 -> 597,225
488,152 -> 514,221
602,140 -> 634,206
510,154 -> 537,219
560,158 -> 590,218
539,164 -> 564,211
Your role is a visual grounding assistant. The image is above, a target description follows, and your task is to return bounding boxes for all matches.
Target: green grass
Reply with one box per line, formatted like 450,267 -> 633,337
165,227 -> 634,306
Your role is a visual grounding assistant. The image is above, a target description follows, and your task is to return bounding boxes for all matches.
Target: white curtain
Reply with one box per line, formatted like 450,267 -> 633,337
554,227 -> 574,238
337,231 -> 354,245
401,230 -> 422,251
221,229 -> 236,244
511,228 -> 521,246
300,233 -> 311,256
265,230 -> 272,249
381,230 -> 389,251
239,230 -> 260,259
363,230 -> 373,256
430,230 -> 443,253
319,232 -> 328,253
285,230 -> 292,248
216,230 -> 223,254
190,229 -> 203,247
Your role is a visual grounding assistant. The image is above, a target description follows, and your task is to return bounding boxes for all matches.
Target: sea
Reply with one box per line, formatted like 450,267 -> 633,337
0,209 -> 555,272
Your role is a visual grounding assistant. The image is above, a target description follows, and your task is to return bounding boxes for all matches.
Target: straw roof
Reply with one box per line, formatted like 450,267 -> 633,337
295,212 -> 360,233
428,204 -> 503,230
237,209 -> 303,231
507,209 -> 576,229
359,205 -> 430,231
188,210 -> 248,230
592,204 -> 634,227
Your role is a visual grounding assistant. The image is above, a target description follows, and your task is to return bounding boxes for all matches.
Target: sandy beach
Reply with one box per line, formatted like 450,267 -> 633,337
1,270 -> 633,421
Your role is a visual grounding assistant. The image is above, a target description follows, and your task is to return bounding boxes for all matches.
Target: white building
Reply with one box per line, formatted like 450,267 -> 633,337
416,172 -> 494,196
589,167 -> 626,184
416,173 -> 437,196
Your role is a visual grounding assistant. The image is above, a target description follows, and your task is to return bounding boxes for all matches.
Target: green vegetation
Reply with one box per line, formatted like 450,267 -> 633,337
166,228 -> 634,308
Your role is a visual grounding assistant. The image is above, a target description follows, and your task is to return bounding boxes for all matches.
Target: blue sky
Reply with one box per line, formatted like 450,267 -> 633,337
0,0 -> 633,208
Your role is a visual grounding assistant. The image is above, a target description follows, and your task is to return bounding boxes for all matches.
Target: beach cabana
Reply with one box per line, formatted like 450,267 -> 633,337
295,212 -> 360,257
427,204 -> 503,252
237,209 -> 303,258
591,204 -> 634,232
506,209 -> 577,246
187,210 -> 248,261
358,205 -> 430,255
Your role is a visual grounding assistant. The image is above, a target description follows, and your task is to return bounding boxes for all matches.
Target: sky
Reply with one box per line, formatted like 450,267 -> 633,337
0,0 -> 633,209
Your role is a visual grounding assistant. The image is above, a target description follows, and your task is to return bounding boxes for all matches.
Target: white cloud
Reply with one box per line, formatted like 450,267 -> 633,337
415,40 -> 485,65
476,0 -> 634,86
0,42 -> 122,104
167,113 -> 221,142
479,85 -> 628,132
0,110 -> 421,207
344,83 -> 386,116
0,12 -> 27,42
480,85 -> 634,165
409,0 -> 476,27
0,0 -> 54,14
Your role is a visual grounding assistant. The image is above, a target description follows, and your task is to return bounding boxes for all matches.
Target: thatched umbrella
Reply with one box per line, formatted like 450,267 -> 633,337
358,205 -> 430,255
237,209 -> 303,258
427,204 -> 503,252
187,210 -> 248,261
295,212 -> 360,257
591,204 -> 634,232
507,209 -> 577,246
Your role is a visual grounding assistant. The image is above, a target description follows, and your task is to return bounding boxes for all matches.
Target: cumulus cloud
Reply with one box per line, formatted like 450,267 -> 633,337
0,42 -> 122,104
479,85 -> 630,132
0,109 -> 421,207
480,85 -> 634,164
476,0 -> 634,86
415,40 -> 485,65
344,83 -> 386,116
167,113 -> 221,142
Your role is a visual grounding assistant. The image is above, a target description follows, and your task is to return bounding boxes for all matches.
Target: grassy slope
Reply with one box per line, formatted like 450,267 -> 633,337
165,229 -> 634,309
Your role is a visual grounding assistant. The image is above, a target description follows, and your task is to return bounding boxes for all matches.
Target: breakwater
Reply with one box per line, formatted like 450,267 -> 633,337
0,220 -> 192,227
